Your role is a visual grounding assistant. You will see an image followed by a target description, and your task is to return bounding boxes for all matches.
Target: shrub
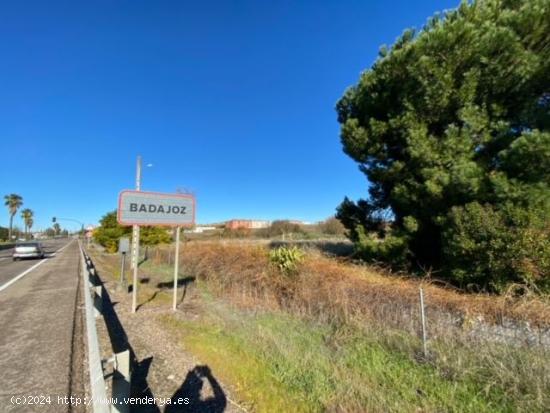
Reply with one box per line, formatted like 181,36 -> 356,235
318,217 -> 346,236
269,246 -> 305,275
221,227 -> 251,238
262,220 -> 304,238
0,226 -> 8,241
443,202 -> 550,292
93,211 -> 131,253
354,226 -> 411,270
93,210 -> 172,252
140,226 -> 172,245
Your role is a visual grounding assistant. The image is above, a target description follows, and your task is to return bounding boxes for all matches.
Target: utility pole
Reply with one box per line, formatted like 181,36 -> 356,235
131,156 -> 141,269
131,155 -> 141,313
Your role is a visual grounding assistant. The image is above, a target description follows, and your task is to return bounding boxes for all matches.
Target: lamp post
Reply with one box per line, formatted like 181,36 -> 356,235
131,155 -> 141,313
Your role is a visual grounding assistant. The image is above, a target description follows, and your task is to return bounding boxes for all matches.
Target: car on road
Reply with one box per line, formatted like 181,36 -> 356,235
12,242 -> 45,261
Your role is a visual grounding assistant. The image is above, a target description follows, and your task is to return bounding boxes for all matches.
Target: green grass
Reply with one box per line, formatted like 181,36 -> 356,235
140,260 -> 175,279
162,294 -> 547,413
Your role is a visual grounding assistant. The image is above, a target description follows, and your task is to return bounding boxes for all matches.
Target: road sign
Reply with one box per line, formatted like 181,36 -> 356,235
117,190 -> 196,227
118,237 -> 130,254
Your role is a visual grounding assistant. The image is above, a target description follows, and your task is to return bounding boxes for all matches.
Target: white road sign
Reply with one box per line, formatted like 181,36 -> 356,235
118,237 -> 130,253
117,190 -> 195,226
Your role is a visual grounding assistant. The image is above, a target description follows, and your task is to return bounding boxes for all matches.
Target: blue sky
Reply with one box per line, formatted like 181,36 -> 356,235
0,0 -> 459,231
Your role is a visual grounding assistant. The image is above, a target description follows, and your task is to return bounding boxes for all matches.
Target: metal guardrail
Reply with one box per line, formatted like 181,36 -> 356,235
79,241 -> 130,413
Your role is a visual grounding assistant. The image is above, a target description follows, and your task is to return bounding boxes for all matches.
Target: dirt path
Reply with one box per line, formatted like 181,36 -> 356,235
89,250 -> 247,413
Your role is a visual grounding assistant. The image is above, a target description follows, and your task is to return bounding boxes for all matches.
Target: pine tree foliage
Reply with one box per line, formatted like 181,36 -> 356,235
336,0 -> 550,291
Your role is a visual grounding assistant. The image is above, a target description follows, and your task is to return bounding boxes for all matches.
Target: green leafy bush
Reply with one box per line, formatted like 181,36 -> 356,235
93,211 -> 131,252
140,226 -> 172,245
354,226 -> 411,270
269,246 -> 305,275
443,202 -> 550,292
93,210 -> 172,252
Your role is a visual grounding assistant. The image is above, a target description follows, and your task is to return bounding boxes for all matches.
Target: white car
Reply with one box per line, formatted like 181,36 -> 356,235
13,242 -> 45,261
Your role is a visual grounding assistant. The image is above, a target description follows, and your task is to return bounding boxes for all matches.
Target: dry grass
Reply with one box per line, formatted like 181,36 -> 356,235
90,241 -> 550,411
150,241 -> 550,331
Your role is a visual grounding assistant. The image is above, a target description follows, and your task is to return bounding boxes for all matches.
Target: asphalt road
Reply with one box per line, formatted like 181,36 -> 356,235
0,238 -> 84,412
0,239 -> 72,289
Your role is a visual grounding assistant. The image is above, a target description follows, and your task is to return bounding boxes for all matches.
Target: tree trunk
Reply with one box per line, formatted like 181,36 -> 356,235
8,214 -> 13,241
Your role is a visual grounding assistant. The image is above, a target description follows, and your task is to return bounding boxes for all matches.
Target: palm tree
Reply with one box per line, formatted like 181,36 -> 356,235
21,209 -> 34,239
4,194 -> 23,241
27,218 -> 34,238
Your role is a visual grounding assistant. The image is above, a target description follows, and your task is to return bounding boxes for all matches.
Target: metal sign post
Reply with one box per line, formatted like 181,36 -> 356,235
118,237 -> 130,289
131,227 -> 140,313
117,188 -> 195,313
120,252 -> 126,285
172,226 -> 181,311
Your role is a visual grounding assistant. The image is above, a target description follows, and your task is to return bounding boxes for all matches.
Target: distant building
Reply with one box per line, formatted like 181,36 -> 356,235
225,219 -> 270,229
187,226 -> 217,233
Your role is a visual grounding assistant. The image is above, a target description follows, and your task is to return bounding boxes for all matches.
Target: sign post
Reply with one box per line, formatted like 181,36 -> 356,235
120,252 -> 127,288
118,237 -> 130,289
117,190 -> 195,313
172,227 -> 181,311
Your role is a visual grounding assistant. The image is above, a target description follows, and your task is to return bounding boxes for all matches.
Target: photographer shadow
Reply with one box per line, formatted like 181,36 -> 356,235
165,365 -> 227,413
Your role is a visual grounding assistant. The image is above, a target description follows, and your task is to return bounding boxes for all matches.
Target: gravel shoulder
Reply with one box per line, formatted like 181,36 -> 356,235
87,248 -> 247,413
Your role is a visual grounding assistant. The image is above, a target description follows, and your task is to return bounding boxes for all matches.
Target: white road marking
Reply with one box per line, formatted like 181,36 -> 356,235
0,241 -> 74,292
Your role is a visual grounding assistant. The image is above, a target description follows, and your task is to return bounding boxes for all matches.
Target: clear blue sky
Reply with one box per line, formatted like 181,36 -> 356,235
0,0 -> 459,231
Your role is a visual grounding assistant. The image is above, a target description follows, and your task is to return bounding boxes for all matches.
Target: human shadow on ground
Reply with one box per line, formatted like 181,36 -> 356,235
128,278 -> 151,294
165,365 -> 227,413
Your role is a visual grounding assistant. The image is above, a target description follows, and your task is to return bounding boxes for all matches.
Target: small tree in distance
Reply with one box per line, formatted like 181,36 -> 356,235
0,226 -> 8,241
263,220 -> 304,238
93,211 -> 132,252
53,223 -> 61,236
319,217 -> 346,236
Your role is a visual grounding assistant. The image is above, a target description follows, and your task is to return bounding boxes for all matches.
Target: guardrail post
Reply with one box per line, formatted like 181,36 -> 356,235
92,286 -> 103,318
111,350 -> 131,413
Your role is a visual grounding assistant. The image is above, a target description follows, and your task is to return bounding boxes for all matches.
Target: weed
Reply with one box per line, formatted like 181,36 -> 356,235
269,246 -> 305,275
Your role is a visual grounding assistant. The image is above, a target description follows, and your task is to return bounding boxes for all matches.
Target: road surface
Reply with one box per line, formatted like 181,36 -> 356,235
0,239 -> 84,412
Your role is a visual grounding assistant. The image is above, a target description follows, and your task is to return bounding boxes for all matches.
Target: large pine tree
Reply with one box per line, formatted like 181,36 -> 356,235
336,0 -> 550,291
